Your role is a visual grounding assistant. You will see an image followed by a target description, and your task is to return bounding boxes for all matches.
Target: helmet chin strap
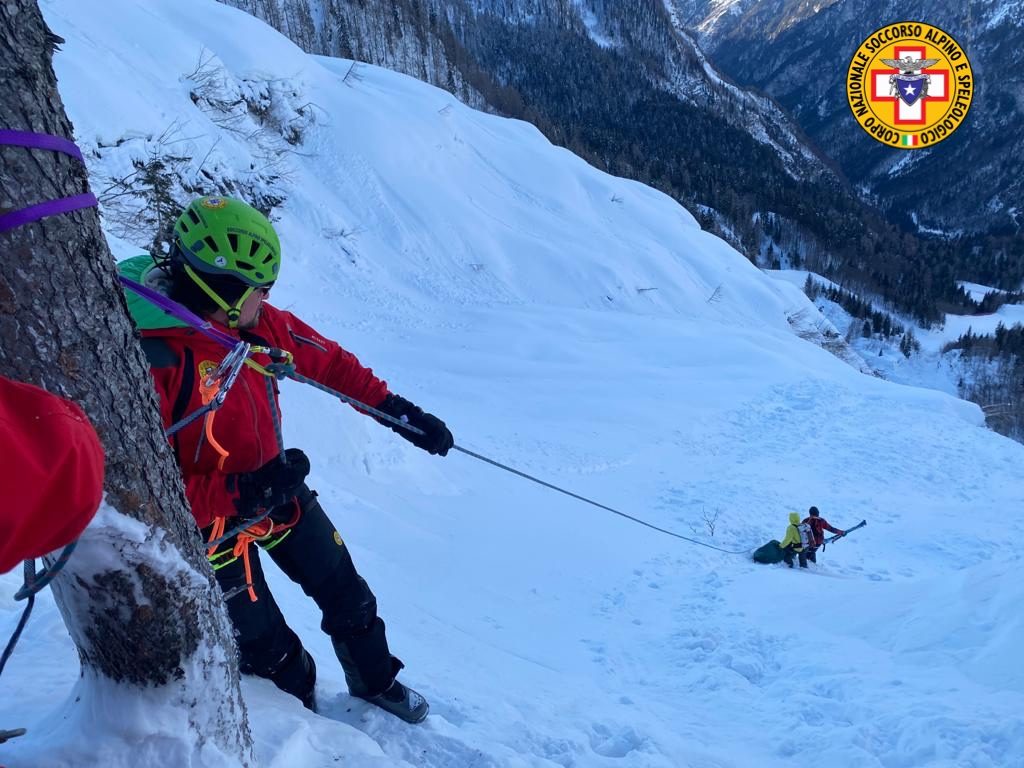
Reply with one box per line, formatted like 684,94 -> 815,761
184,264 -> 255,329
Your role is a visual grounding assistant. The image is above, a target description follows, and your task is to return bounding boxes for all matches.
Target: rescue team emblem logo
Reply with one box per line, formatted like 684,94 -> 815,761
201,196 -> 228,209
847,22 -> 973,149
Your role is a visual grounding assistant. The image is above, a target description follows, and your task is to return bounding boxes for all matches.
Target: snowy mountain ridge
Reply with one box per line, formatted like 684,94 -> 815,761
2,2 -> 1022,767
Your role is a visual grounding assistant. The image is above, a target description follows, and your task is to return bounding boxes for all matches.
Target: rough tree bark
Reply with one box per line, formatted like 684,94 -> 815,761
0,1 -> 253,764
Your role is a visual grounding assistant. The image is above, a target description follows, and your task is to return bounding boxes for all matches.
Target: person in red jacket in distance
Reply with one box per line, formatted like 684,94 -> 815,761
801,506 -> 845,564
0,376 -> 104,575
120,195 -> 453,723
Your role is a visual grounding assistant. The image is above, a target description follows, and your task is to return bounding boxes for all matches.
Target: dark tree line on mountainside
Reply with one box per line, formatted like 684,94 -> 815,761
948,233 -> 1024,294
804,275 -> 905,340
945,324 -> 1024,441
944,323 -> 1024,360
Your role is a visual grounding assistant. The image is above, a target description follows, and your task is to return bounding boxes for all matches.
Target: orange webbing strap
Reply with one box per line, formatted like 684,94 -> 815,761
198,372 -> 231,471
206,516 -> 278,603
203,412 -> 230,470
206,517 -> 227,558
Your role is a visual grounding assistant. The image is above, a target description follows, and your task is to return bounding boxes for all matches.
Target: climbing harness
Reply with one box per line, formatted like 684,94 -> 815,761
166,338 -> 292,602
207,516 -> 271,602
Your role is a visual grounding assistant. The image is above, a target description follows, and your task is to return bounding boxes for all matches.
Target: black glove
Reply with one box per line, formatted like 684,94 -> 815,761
232,448 -> 311,517
376,393 -> 454,456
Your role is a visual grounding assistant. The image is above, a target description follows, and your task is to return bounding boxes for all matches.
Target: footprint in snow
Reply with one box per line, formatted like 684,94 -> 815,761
317,691 -> 504,768
588,722 -> 648,759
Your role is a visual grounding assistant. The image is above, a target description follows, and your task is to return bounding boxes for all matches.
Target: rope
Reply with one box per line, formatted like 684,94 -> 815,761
204,509 -> 274,550
452,446 -> 752,554
277,367 -> 427,433
264,376 -> 285,459
0,596 -> 34,678
165,400 -> 215,437
13,541 -> 78,600
118,284 -> 753,555
281,369 -> 750,555
0,539 -> 79,677
0,561 -> 36,678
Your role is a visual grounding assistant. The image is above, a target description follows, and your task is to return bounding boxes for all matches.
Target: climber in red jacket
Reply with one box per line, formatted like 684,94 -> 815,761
0,376 -> 105,574
801,505 -> 845,564
118,195 -> 452,723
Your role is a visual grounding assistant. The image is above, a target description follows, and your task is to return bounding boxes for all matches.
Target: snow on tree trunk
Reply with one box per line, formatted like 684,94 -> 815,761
0,1 -> 254,764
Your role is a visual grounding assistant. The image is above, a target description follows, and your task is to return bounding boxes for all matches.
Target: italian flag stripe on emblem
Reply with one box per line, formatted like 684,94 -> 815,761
901,134 -> 917,147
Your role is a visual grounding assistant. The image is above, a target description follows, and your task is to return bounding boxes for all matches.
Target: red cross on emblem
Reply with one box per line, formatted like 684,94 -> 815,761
870,46 -> 950,126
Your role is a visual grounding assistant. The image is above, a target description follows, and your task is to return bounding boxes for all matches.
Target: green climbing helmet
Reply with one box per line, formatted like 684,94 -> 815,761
173,196 -> 280,287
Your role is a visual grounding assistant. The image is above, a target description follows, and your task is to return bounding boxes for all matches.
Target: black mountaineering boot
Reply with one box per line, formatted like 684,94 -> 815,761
334,642 -> 427,723
361,679 -> 429,724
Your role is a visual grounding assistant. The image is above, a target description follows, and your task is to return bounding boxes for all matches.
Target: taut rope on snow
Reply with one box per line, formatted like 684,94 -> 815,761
451,446 -> 751,554
276,366 -> 749,552
283,369 -> 752,555
120,280 -> 754,556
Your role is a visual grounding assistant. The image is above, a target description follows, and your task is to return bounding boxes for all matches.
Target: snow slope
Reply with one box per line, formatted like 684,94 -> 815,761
2,1 -> 1023,766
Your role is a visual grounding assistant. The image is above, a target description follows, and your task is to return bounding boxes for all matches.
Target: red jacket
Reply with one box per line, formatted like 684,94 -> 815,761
802,515 -> 843,547
0,376 -> 105,573
142,303 -> 390,528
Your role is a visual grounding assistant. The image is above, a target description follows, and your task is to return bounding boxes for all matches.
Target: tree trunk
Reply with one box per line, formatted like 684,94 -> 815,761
0,2 -> 253,764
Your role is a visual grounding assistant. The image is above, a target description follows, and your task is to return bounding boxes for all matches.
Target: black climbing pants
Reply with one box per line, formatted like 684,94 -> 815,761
207,484 -> 400,707
782,545 -> 809,568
